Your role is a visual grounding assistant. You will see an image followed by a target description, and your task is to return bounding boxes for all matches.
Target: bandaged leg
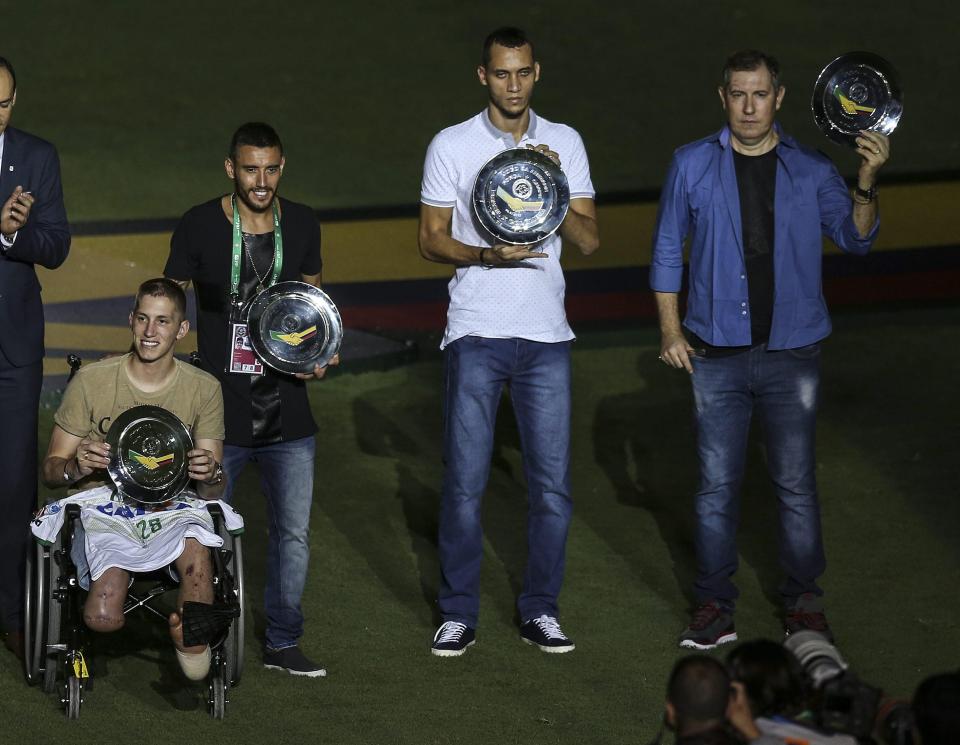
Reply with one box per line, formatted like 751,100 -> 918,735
169,538 -> 214,654
174,644 -> 211,681
168,538 -> 216,679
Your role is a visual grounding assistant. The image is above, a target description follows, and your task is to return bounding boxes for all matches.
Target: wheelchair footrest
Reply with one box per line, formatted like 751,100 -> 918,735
181,601 -> 240,648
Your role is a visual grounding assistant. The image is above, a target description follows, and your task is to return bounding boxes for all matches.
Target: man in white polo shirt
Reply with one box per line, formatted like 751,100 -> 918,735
418,26 -> 599,657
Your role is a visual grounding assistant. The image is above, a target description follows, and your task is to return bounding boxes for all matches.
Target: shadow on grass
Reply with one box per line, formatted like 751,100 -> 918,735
584,348 -> 788,615
81,602 -> 205,713
344,382 -> 546,631
348,394 -> 442,626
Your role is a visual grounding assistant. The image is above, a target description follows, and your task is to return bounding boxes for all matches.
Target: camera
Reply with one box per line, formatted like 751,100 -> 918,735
785,630 -> 914,744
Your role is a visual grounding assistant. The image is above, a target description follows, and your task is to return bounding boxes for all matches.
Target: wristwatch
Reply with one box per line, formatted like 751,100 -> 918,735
63,457 -> 77,484
205,461 -> 224,486
854,184 -> 877,202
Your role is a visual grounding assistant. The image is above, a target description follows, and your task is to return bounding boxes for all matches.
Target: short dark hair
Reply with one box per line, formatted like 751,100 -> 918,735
481,27 -> 535,67
913,672 -> 960,745
0,57 -> 16,93
135,278 -> 187,319
667,654 -> 731,727
721,49 -> 781,91
228,122 -> 283,162
726,639 -> 806,719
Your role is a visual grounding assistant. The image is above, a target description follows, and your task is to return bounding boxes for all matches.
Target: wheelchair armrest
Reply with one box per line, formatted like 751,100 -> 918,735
205,502 -> 225,534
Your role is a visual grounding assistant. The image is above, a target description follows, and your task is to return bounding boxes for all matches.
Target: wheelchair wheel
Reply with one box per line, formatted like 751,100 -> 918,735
41,537 -> 64,695
64,674 -> 82,720
23,534 -> 41,685
208,662 -> 227,720
225,534 -> 244,686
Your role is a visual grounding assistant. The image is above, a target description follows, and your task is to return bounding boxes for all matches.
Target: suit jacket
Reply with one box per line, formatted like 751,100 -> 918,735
0,126 -> 70,366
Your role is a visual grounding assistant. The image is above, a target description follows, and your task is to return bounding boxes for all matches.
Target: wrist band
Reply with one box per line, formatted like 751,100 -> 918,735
854,184 -> 877,202
479,247 -> 494,268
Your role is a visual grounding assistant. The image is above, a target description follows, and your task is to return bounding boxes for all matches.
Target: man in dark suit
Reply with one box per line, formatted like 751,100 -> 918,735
0,56 -> 70,659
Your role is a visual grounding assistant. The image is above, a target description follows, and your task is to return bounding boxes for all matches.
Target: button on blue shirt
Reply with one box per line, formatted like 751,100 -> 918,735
650,125 -> 879,350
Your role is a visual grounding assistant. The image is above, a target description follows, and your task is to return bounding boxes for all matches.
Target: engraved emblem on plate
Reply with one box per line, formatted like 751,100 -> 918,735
106,406 -> 193,505
246,281 -> 343,374
472,148 -> 570,245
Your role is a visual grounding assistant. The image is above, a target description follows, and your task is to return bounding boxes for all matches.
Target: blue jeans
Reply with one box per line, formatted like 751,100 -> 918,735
690,343 -> 826,608
438,336 -> 573,628
222,436 -> 315,650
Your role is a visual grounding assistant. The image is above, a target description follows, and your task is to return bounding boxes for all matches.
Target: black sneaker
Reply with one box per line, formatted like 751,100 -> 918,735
431,621 -> 475,657
678,601 -> 737,650
263,645 -> 327,677
520,615 -> 575,654
785,593 -> 834,642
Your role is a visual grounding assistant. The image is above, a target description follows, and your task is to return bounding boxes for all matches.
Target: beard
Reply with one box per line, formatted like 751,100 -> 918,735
234,182 -> 275,213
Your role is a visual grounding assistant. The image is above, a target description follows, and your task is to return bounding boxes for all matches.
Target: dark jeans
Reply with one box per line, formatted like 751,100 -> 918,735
438,336 -> 573,628
0,348 -> 41,631
222,436 -> 315,650
690,343 -> 826,609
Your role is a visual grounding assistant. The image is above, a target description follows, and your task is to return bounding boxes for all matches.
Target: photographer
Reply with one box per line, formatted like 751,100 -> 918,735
661,654 -> 782,744
727,639 -> 857,744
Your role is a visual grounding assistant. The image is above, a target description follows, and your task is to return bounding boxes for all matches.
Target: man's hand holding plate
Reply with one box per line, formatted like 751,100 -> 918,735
76,437 -> 111,478
295,352 -> 340,380
525,142 -> 561,167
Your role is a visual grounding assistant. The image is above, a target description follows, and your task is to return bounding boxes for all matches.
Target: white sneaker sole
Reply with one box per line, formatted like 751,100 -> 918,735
263,663 -> 327,677
522,637 -> 576,654
678,631 -> 738,651
431,640 -> 475,657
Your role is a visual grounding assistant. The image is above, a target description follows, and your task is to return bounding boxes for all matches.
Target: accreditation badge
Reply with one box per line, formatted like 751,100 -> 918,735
227,322 -> 265,376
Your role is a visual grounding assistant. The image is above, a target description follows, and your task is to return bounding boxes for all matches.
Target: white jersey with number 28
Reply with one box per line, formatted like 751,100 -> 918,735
32,486 -> 244,582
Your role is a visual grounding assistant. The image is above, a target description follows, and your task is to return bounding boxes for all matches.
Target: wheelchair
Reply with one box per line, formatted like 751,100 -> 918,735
22,498 -> 245,720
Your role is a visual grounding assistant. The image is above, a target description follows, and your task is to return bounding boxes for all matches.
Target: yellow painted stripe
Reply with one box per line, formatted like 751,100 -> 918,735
45,323 -> 198,354
36,182 -> 960,303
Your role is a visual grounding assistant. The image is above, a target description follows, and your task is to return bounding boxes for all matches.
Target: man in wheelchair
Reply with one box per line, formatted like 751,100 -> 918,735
37,278 -> 235,681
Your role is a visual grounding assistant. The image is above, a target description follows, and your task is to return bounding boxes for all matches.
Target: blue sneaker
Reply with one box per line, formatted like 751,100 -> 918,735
520,615 -> 575,654
263,645 -> 327,677
431,621 -> 475,657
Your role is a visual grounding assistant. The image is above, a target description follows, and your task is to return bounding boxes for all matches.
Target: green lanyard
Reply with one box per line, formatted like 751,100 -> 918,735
230,194 -> 283,302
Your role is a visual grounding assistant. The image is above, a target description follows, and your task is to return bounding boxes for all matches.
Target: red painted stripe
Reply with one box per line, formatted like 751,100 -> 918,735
336,270 -> 960,331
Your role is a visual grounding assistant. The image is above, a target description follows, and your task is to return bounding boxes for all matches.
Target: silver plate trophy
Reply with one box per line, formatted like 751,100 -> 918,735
246,281 -> 343,374
472,148 -> 570,245
106,405 -> 193,505
812,52 -> 902,147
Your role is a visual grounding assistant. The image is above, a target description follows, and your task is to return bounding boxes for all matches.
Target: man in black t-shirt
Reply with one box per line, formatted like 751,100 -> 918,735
165,122 -> 337,677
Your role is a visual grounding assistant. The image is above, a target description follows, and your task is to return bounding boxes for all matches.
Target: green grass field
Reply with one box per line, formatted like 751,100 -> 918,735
2,1 -> 958,221
3,306 -> 958,744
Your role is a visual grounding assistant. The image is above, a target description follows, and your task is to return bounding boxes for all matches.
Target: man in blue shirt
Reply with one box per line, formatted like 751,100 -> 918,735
650,50 -> 890,649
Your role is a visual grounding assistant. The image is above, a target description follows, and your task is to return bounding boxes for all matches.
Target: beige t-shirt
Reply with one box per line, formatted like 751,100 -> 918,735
54,354 -> 224,490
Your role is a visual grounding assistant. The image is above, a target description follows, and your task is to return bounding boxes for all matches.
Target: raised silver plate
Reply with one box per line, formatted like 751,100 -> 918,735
812,51 -> 902,147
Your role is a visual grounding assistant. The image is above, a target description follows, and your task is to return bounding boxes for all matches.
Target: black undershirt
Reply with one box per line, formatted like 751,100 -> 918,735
690,148 -> 777,356
241,231 -> 282,445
